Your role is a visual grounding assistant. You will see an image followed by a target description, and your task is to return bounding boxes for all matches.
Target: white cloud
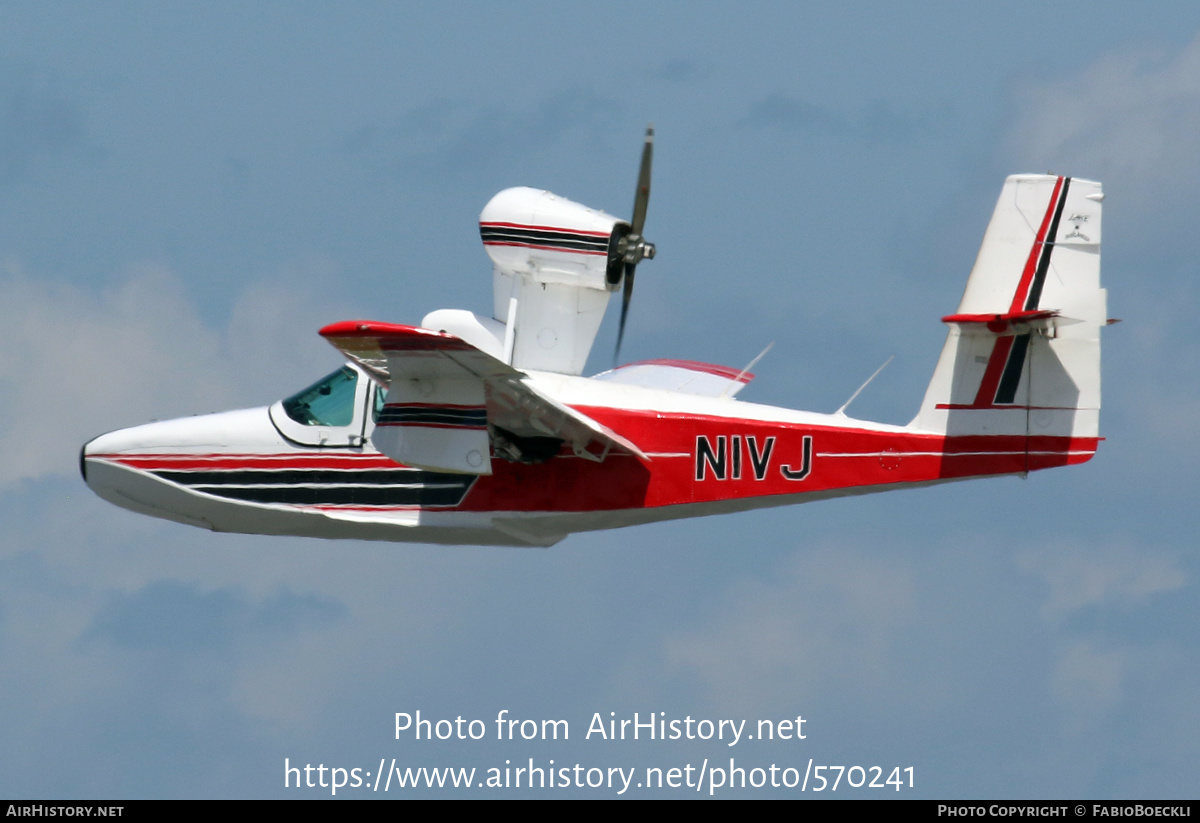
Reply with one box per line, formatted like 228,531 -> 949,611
1016,540 -> 1188,739
0,262 -> 231,487
0,258 -> 349,488
1016,542 -> 1186,621
1004,33 -> 1200,202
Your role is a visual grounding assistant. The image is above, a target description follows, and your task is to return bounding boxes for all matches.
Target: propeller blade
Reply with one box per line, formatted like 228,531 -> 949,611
614,125 -> 654,364
614,262 -> 636,364
630,126 -> 653,236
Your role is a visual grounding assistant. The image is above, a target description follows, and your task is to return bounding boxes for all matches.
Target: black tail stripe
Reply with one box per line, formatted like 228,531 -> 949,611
994,333 -> 1032,404
1024,177 -> 1072,311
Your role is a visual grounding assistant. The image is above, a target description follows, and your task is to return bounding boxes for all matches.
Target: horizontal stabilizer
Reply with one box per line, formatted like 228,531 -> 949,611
941,309 -> 1080,334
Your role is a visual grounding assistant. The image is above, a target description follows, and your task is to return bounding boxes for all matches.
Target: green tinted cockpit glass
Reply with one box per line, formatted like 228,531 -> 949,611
282,366 -> 358,427
373,382 -> 386,423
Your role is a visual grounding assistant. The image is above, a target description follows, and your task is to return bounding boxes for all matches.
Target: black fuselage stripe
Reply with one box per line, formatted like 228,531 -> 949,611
481,237 -> 607,253
377,409 -> 488,426
192,483 -> 462,490
480,227 -> 607,252
195,485 -> 470,506
151,469 -> 471,486
481,226 -> 608,244
149,469 -> 474,507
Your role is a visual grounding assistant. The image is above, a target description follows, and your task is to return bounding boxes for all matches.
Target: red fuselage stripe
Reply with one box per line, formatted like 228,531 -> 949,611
89,409 -> 1100,514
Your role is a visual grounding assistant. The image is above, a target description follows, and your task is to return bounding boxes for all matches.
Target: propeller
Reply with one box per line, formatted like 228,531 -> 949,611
611,126 -> 657,365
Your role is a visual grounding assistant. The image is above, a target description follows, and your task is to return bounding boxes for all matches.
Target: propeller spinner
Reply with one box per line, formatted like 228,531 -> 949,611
609,126 -> 656,364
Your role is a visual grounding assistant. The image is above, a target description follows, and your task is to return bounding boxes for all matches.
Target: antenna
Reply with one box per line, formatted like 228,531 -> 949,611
835,356 -> 894,416
719,342 -> 774,398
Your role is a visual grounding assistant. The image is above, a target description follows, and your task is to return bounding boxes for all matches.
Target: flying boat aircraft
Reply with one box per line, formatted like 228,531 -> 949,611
82,130 -> 1109,547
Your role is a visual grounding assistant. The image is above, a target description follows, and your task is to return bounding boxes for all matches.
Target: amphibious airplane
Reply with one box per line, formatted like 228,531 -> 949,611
81,130 -> 1108,547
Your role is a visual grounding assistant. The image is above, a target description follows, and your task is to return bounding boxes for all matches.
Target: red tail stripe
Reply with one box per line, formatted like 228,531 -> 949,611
1009,176 -> 1064,314
972,335 -> 1016,407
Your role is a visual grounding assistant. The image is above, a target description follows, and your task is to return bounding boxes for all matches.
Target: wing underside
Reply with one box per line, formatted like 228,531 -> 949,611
320,321 -> 646,474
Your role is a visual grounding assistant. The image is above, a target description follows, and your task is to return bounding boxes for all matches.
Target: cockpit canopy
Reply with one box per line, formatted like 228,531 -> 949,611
270,363 -> 382,447
282,365 -> 359,427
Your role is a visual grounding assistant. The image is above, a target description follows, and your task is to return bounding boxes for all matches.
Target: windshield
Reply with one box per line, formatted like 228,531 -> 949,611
282,366 -> 359,427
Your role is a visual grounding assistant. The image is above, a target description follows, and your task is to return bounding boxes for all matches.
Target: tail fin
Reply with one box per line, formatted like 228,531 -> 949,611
914,175 -> 1106,464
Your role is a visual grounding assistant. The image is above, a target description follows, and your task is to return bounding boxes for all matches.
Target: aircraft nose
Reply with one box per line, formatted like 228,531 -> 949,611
80,428 -> 121,479
80,426 -> 139,484
81,409 -> 273,490
80,406 -> 279,526
80,425 -> 144,498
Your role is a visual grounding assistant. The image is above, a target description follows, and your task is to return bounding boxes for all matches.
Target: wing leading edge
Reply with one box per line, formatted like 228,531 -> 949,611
320,321 -> 647,474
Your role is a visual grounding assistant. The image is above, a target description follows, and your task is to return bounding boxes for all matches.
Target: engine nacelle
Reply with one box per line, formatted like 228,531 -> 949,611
481,187 -> 626,296
478,187 -> 628,375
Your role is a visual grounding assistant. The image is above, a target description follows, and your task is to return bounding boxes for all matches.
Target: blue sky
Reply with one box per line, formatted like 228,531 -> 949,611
1,2 -> 1198,798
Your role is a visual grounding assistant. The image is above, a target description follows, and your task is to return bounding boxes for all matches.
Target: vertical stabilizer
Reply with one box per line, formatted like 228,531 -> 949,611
914,175 -> 1106,456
